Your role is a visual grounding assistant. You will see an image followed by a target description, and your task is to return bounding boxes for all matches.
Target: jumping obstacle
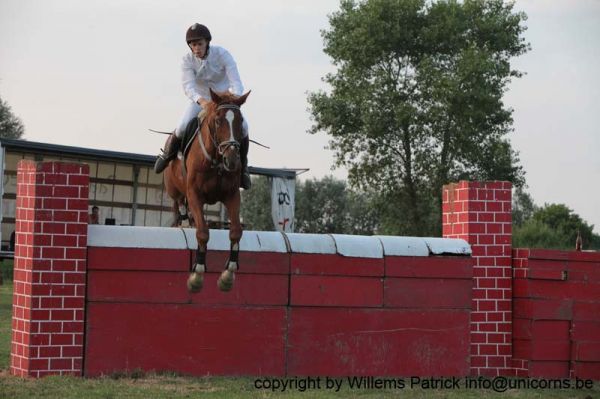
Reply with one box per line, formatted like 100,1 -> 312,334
9,161 -> 600,379
84,227 -> 472,377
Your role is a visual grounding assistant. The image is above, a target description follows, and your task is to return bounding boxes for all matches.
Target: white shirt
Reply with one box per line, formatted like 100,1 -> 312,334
181,45 -> 244,103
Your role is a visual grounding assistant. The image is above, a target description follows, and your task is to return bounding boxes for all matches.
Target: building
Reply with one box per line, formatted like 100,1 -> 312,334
0,138 -> 297,249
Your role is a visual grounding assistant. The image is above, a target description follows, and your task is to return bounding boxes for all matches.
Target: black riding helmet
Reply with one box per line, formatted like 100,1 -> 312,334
186,23 -> 211,58
186,23 -> 211,43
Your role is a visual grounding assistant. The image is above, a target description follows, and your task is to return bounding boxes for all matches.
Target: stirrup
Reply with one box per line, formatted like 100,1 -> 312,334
154,155 -> 171,174
154,135 -> 180,174
154,149 -> 178,173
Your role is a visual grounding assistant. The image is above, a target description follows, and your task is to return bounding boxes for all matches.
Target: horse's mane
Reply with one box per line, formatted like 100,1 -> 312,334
205,91 -> 240,114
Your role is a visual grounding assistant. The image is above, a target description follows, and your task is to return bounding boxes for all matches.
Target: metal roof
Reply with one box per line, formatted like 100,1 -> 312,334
0,138 -> 298,179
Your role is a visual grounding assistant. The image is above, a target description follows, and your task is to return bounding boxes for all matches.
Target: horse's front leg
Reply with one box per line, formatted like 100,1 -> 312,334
218,190 -> 242,292
185,185 -> 209,293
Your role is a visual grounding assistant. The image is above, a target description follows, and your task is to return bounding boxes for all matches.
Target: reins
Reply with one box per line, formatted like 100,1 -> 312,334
198,104 -> 242,171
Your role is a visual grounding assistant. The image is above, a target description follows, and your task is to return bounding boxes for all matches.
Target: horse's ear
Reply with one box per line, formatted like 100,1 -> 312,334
209,88 -> 222,104
235,90 -> 251,106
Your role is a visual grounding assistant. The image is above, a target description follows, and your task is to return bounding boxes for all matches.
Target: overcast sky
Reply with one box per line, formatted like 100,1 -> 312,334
1,0 -> 599,233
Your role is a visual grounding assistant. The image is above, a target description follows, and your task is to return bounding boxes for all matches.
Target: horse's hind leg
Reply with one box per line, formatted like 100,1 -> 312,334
170,197 -> 188,227
171,200 -> 182,227
218,191 -> 242,292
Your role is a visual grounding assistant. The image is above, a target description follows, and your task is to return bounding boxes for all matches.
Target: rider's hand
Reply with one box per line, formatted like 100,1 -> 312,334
197,98 -> 209,108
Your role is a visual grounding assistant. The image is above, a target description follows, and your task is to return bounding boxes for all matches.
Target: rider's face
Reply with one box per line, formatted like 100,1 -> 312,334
189,39 -> 208,58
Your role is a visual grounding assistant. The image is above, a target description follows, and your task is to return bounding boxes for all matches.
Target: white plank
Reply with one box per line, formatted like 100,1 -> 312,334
286,233 -> 336,254
331,234 -> 383,259
88,225 -> 187,249
423,237 -> 471,255
375,236 -> 430,256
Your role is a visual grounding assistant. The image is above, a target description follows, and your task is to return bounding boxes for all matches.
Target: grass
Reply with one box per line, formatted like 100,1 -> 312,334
0,372 -> 597,399
0,259 -> 12,283
0,280 -> 11,370
0,275 -> 598,398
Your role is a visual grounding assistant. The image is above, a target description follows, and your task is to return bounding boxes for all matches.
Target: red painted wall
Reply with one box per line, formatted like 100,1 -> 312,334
84,247 -> 472,377
512,248 -> 600,380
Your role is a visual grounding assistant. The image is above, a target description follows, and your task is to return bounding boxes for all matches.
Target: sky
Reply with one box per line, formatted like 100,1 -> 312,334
0,0 -> 599,233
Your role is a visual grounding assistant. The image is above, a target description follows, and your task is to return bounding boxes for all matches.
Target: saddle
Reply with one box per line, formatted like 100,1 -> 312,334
177,111 -> 206,179
180,110 -> 206,158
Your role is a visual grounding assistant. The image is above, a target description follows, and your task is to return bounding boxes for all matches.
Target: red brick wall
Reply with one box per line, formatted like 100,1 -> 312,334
442,181 -> 513,376
10,161 -> 89,377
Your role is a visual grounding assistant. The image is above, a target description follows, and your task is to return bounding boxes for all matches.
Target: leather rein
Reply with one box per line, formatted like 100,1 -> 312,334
198,104 -> 241,172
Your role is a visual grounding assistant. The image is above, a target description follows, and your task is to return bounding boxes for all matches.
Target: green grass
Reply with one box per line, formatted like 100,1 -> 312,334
0,278 -> 598,398
0,373 -> 597,399
0,281 -> 12,369
0,259 -> 13,283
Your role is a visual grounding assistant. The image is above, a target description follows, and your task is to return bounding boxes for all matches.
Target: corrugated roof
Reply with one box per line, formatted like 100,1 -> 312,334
0,138 -> 298,178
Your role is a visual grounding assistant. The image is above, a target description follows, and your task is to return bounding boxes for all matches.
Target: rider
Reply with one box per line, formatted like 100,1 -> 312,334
154,23 -> 251,190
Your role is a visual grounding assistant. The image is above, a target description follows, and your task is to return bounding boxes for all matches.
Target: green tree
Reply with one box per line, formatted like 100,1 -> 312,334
240,175 -> 273,230
295,176 -> 348,233
512,186 -> 537,227
308,0 -> 528,236
0,95 -> 25,139
345,189 -> 380,235
373,188 -> 439,235
512,219 -> 565,250
513,203 -> 600,250
295,176 -> 379,234
240,175 -> 379,234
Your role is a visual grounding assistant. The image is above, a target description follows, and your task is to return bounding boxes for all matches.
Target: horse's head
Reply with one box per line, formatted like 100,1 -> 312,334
207,88 -> 250,173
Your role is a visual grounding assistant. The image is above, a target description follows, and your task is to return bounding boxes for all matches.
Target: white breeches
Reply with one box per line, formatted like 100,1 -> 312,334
175,101 -> 249,139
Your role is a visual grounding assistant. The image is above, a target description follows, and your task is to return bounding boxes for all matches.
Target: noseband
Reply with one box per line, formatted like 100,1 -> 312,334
198,104 -> 242,171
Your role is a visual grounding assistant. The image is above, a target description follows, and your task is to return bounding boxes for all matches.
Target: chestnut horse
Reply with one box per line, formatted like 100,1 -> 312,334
164,89 -> 250,293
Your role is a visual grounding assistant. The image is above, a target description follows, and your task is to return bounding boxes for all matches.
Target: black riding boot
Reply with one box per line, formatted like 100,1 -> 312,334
240,136 -> 251,190
154,133 -> 181,174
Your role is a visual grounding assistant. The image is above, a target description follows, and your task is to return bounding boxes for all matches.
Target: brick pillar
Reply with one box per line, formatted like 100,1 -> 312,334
442,181 -> 512,376
11,161 -> 89,377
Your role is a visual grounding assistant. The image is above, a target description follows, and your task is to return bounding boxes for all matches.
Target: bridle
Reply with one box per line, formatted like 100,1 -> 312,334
198,104 -> 242,171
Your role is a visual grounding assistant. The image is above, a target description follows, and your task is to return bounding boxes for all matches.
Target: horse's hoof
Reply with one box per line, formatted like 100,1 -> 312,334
187,272 -> 204,293
217,270 -> 235,292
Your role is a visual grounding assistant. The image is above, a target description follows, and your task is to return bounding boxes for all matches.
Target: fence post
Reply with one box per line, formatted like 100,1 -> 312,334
10,161 -> 89,377
442,181 -> 512,376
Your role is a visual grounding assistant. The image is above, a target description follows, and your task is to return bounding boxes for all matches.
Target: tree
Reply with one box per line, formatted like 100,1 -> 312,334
295,176 -> 351,234
372,188 -> 440,235
240,176 -> 273,230
512,186 -> 536,227
345,189 -> 380,235
513,203 -> 600,250
240,175 -> 379,234
308,0 -> 528,236
295,176 -> 379,234
0,95 -> 25,139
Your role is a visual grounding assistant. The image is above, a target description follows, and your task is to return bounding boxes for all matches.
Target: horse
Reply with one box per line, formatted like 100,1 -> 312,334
164,88 -> 250,293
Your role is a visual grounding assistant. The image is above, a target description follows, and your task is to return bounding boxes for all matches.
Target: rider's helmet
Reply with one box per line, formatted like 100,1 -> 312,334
186,23 -> 212,44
